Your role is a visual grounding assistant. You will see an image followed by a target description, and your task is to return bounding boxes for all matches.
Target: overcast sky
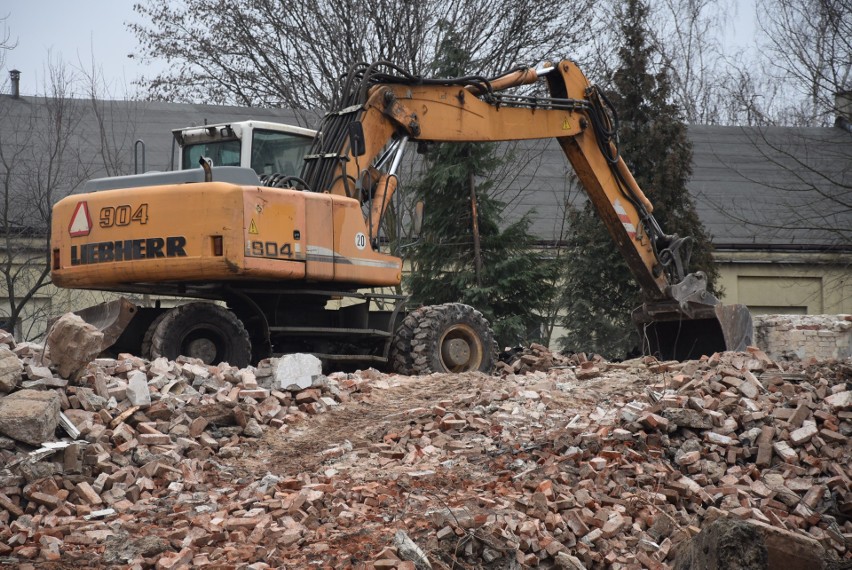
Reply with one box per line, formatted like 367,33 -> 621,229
3,1 -> 757,99
3,1 -> 154,97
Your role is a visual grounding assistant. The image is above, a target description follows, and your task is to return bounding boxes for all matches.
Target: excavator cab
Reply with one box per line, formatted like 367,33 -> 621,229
173,120 -> 315,177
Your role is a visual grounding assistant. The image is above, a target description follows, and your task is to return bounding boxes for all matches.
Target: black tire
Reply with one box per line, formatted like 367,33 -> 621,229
389,306 -> 427,375
148,302 -> 251,368
392,303 -> 497,375
140,311 -> 168,360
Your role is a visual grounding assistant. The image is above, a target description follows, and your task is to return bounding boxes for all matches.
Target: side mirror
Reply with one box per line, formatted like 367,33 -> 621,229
348,123 -> 366,157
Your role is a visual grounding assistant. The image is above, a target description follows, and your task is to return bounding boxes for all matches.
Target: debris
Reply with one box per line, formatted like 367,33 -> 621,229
673,514 -> 830,570
0,321 -> 848,569
673,516 -> 768,570
125,369 -> 151,407
58,411 -> 80,439
242,417 -> 263,438
825,390 -> 851,412
83,508 -> 116,520
272,353 -> 324,391
0,389 -> 61,445
0,347 -> 22,393
44,313 -> 104,379
393,530 -> 432,570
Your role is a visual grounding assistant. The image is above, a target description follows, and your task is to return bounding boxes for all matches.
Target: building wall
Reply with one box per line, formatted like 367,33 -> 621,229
715,251 -> 851,315
753,314 -> 852,361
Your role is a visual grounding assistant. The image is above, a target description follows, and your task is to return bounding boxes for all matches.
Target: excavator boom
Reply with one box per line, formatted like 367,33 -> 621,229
301,59 -> 753,360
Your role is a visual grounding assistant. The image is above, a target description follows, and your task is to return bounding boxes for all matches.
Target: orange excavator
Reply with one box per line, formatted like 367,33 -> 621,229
50,59 -> 752,372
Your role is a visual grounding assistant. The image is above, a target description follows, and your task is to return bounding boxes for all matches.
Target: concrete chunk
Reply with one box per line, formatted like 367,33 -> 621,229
789,423 -> 818,446
125,370 -> 152,407
45,313 -> 104,379
273,353 -> 322,391
662,408 -> 713,430
773,440 -> 798,463
0,389 -> 61,445
0,347 -> 22,393
824,390 -> 851,411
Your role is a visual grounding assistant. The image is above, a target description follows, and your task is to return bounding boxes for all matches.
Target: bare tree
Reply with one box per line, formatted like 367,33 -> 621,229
711,67 -> 779,126
0,59 -> 91,338
584,0 -> 849,128
709,0 -> 851,252
648,0 -> 734,124
702,126 -> 850,246
568,0 -> 740,124
752,0 -> 851,126
0,44 -> 151,339
79,57 -> 144,176
0,14 -> 15,72
131,0 -> 599,110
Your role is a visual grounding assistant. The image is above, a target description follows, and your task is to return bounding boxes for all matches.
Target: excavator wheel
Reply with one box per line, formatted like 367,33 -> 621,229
146,302 -> 251,368
140,311 -> 169,361
389,306 -> 425,375
392,303 -> 498,375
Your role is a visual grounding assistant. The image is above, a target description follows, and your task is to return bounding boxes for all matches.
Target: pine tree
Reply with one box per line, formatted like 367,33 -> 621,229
406,35 -> 557,348
559,0 -> 719,359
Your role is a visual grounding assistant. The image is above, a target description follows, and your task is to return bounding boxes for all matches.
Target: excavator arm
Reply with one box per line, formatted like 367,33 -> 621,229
299,59 -> 753,360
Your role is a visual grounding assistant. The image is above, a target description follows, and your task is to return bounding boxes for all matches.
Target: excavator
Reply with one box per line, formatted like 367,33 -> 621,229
50,59 -> 753,373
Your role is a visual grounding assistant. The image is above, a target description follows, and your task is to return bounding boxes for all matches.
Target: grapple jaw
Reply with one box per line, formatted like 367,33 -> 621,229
633,272 -> 754,361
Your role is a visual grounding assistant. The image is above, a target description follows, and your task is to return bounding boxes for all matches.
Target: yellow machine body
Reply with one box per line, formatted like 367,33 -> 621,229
52,182 -> 402,290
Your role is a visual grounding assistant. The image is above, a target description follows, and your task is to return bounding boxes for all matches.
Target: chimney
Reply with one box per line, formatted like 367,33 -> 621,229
9,69 -> 20,99
836,90 -> 852,133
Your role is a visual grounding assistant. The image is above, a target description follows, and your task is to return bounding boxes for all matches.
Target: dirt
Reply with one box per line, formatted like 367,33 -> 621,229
213,368 -> 652,568
673,517 -> 769,570
235,369 -> 645,477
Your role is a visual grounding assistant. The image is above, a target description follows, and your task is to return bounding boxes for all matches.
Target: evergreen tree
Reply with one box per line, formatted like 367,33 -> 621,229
406,35 -> 557,348
559,0 -> 719,359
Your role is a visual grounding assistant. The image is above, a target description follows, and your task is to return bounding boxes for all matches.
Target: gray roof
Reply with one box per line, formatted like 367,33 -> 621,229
0,93 -> 314,176
688,125 -> 851,250
501,125 -> 851,250
2,93 -> 849,251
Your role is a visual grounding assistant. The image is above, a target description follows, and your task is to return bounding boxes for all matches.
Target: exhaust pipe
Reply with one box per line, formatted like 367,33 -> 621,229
199,156 -> 212,182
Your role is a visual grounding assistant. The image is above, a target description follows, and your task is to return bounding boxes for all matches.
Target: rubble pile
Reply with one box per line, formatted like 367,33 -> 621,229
0,323 -> 850,569
497,343 -> 607,378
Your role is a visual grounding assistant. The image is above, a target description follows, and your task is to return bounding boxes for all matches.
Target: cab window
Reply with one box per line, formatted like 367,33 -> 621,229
182,140 -> 241,170
250,130 -> 313,176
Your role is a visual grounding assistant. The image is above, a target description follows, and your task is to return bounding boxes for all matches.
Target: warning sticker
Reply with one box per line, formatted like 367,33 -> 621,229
248,219 -> 259,234
69,202 -> 92,237
614,199 -> 637,240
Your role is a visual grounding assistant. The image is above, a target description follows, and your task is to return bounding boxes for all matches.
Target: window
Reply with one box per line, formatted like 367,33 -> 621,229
182,140 -> 242,170
250,130 -> 313,176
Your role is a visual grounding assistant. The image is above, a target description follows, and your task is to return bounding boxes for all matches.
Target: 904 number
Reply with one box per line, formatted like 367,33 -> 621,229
100,204 -> 149,228
246,240 -> 293,258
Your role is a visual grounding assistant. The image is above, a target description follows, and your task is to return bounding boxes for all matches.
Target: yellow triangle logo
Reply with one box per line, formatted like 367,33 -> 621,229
249,219 -> 259,234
